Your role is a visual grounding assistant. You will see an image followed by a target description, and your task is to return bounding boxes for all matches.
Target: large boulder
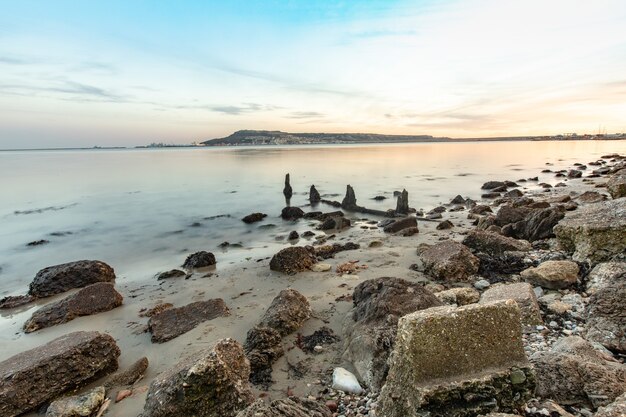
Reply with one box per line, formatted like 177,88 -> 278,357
585,262 -> 626,353
269,247 -> 316,274
607,168 -> 626,199
378,300 -> 534,417
258,289 -> 311,336
28,260 -> 115,298
281,206 -> 304,220
0,331 -> 120,417
24,282 -> 123,333
342,277 -> 442,390
46,386 -> 105,417
480,283 -> 542,326
462,230 -> 531,255
140,338 -> 254,417
182,251 -> 216,269
383,217 -> 417,233
520,260 -> 579,289
148,299 -> 230,343
531,336 -> 626,409
554,199 -> 626,263
419,240 -> 480,282
236,398 -> 331,417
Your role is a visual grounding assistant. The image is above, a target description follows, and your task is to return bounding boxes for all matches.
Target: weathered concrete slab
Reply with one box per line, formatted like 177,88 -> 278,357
480,283 -> 542,326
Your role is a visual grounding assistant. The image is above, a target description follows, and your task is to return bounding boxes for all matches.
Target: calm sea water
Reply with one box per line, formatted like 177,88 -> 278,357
1,140 -> 625,297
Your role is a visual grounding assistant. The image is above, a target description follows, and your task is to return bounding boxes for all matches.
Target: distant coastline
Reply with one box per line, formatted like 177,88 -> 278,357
1,130 -> 624,151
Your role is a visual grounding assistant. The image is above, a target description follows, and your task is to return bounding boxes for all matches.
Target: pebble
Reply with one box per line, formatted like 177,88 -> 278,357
473,279 -> 490,290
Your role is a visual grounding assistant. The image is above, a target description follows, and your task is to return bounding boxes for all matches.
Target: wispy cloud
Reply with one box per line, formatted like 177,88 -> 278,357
286,111 -> 326,119
0,80 -> 128,102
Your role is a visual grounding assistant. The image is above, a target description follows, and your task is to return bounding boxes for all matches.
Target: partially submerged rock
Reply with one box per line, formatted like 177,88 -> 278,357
383,216 -> 417,233
281,206 -> 304,220
419,240 -> 480,282
24,282 -> 123,333
0,331 -> 120,417
270,247 -> 316,274
480,283 -> 542,326
157,269 -> 186,280
242,213 -> 267,224
531,336 -> 626,409
585,262 -> 626,353
378,301 -> 534,417
182,251 -> 216,269
395,189 -> 409,215
342,277 -> 441,390
141,338 -> 254,417
554,199 -> 626,263
309,185 -> 321,203
46,386 -> 105,417
520,260 -> 579,289
283,173 -> 293,200
28,260 -> 116,298
148,299 -> 230,343
236,398 -> 331,417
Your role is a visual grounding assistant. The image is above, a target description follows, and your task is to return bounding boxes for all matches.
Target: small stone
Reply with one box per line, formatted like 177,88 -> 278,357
311,263 -> 332,272
474,279 -> 490,290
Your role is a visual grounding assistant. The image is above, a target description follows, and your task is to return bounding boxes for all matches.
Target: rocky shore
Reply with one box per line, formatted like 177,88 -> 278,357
0,153 -> 625,417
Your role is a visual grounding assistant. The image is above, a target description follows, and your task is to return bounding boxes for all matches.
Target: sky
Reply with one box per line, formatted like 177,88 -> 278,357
0,0 -> 625,148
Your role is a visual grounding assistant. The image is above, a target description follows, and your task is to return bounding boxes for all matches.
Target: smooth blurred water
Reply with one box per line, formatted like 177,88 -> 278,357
1,140 -> 624,296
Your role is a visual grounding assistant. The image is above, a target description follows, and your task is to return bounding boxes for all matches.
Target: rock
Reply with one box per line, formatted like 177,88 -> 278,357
450,195 -> 466,205
288,231 -> 299,240
342,277 -> 442,390
0,294 -> 35,309
568,169 -> 583,178
24,282 -> 123,333
116,389 -> 132,403
318,216 -> 350,230
141,338 -> 254,417
520,260 -> 579,289
595,393 -> 626,417
148,299 -> 230,343
236,398 -> 332,417
585,262 -> 626,353
434,287 -> 480,306
607,168 -> 626,199
383,217 -> 417,233
473,279 -> 490,290
139,303 -> 173,318
300,327 -> 340,353
462,230 -> 531,255
554,199 -> 626,263
436,220 -> 454,230
482,181 -> 507,190
419,240 -> 480,282
157,269 -> 186,280
311,263 -> 331,272
281,206 -> 305,220
45,386 -> 105,417
309,185 -> 321,203
28,260 -> 116,298
531,336 -> 626,408
396,189 -> 409,215
242,213 -> 267,224
470,205 -> 493,215
182,251 -> 216,269
576,191 -> 607,203
244,326 -> 283,386
103,357 -> 149,391
259,289 -> 311,336
341,184 -> 358,210
480,283 -> 542,326
332,367 -> 363,394
503,207 -> 566,242
0,331 -> 119,417
313,242 -> 359,259
283,173 -> 293,200
269,247 -> 316,274
27,239 -> 49,246
378,301 -> 534,417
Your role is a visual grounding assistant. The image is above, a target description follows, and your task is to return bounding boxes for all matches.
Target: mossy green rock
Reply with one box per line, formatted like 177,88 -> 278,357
379,301 -> 534,417
554,199 -> 626,264
141,338 -> 254,417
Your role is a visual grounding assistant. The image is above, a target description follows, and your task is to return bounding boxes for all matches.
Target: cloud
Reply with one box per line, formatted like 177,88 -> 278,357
0,56 -> 28,65
173,102 -> 280,115
286,111 -> 326,119
0,80 -> 128,102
